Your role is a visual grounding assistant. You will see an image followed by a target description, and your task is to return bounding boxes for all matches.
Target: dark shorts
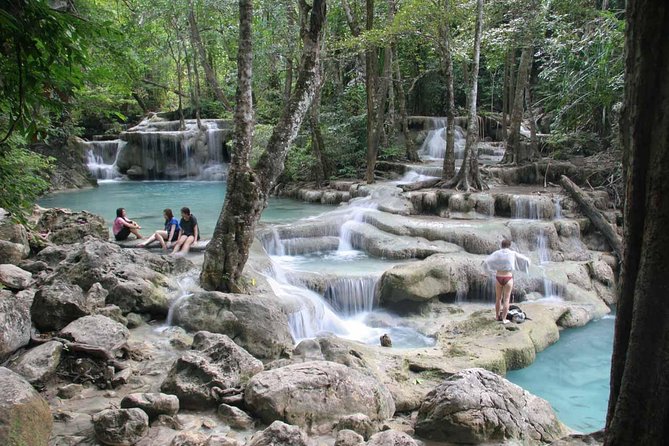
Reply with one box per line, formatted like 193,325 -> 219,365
169,230 -> 180,242
114,226 -> 131,241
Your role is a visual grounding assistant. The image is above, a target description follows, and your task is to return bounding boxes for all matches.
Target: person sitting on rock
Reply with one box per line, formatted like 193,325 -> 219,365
112,208 -> 142,241
138,208 -> 180,251
171,207 -> 199,255
483,239 -> 530,324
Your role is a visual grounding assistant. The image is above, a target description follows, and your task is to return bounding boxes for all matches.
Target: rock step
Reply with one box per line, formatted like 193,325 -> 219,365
114,239 -> 209,252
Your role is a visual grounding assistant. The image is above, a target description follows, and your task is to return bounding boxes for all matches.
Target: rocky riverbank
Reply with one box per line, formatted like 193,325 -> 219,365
0,176 -> 614,445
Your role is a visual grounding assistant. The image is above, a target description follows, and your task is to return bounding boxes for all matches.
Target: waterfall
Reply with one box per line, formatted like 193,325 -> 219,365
262,227 -> 285,256
418,119 -> 466,160
324,276 -> 378,316
554,197 -> 563,219
84,140 -> 124,180
337,199 -> 377,252
512,195 -> 540,219
537,228 -> 551,264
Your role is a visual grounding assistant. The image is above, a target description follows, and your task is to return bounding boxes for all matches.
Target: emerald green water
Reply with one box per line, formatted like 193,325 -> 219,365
506,316 -> 614,433
39,182 -> 333,238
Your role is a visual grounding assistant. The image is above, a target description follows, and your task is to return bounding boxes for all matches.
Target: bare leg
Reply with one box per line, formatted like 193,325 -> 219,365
172,235 -> 187,255
183,235 -> 196,254
495,279 -> 503,320
500,278 -> 514,322
153,230 -> 168,250
139,234 -> 157,247
129,227 -> 143,239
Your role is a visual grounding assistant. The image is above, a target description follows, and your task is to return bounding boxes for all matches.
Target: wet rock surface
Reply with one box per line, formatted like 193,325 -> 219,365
120,393 -> 179,421
92,408 -> 149,445
246,421 -> 312,446
0,289 -> 34,361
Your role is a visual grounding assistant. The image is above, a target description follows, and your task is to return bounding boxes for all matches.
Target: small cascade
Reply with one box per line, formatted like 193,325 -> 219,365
537,228 -> 551,264
84,140 -> 124,180
418,120 -> 466,160
206,121 -> 226,164
337,199 -> 378,252
512,195 -> 540,219
262,227 -> 286,256
554,197 -> 563,219
166,273 -> 200,326
324,276 -> 378,316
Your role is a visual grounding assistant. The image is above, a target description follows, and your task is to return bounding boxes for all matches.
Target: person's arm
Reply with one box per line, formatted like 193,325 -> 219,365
193,223 -> 199,242
514,252 -> 531,273
167,224 -> 176,246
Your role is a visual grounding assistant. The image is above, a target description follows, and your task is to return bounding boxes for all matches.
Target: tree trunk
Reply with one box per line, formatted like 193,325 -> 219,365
188,0 -> 232,110
440,0 -> 456,180
443,0 -> 486,191
187,25 -> 202,128
284,0 -> 297,103
310,69 -> 328,186
503,44 -> 532,164
525,85 -> 537,155
201,0 -> 327,292
392,46 -> 417,162
364,0 -> 379,183
605,2 -> 669,444
501,49 -> 510,140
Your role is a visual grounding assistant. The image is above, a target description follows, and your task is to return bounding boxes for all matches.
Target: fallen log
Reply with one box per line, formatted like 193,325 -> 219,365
559,175 -> 622,260
399,178 -> 440,192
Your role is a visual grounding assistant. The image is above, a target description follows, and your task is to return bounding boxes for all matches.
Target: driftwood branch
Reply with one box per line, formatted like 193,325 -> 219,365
399,178 -> 440,192
559,175 -> 622,260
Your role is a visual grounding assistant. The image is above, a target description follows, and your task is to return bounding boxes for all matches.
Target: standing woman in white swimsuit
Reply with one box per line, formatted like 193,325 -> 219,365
483,239 -> 531,323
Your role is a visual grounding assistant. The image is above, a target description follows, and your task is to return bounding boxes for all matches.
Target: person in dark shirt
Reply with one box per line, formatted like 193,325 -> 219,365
138,208 -> 180,251
172,207 -> 199,255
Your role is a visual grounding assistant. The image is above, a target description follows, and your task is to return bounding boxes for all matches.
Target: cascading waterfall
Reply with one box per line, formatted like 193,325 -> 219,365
512,195 -> 540,220
338,199 -> 378,252
324,276 -> 378,316
84,140 -> 125,180
418,118 -> 466,160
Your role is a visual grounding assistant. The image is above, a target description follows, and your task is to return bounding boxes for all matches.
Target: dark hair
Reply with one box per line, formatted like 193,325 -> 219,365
501,239 -> 512,248
181,207 -> 191,216
164,208 -> 174,220
116,208 -> 125,218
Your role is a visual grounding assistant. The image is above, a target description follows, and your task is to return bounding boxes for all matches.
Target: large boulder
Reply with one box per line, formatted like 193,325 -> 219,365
161,331 -> 263,410
415,368 -> 567,444
0,289 -> 34,361
120,393 -> 179,421
92,408 -> 149,446
31,281 -> 101,331
0,367 -> 53,446
246,421 -> 312,446
0,208 -> 30,265
0,264 -> 32,290
36,239 -> 191,317
366,430 -> 419,446
59,315 -> 129,351
171,291 -> 294,359
244,361 -> 395,431
35,207 -> 108,244
8,341 -> 63,385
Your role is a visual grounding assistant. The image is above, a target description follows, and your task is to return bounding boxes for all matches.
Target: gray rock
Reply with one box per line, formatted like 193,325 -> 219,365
8,340 -> 63,384
0,240 -> 30,265
334,429 -> 365,446
126,312 -> 145,328
205,435 -> 244,446
171,291 -> 294,359
246,421 -> 312,446
169,431 -> 209,446
95,305 -> 128,325
415,368 -> 568,443
0,264 -> 32,290
161,332 -> 263,409
57,383 -> 84,399
38,239 -> 192,317
121,393 -> 179,421
244,361 -> 395,430
336,413 -> 377,440
217,403 -> 254,429
112,368 -> 133,387
367,430 -> 419,446
0,209 -> 30,265
0,367 -> 53,445
0,289 -> 33,360
31,282 -> 96,331
60,315 -> 129,351
36,208 -> 108,244
92,408 -> 149,446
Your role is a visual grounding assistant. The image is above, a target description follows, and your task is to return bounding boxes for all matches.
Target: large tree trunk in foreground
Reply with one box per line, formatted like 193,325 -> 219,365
443,0 -> 486,191
364,0 -> 379,183
201,0 -> 327,292
559,175 -> 622,260
188,1 -> 232,110
440,0 -> 457,180
605,1 -> 669,445
503,44 -> 532,164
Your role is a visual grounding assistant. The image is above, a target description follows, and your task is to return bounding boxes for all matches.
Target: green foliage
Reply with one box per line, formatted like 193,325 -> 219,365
0,138 -> 53,222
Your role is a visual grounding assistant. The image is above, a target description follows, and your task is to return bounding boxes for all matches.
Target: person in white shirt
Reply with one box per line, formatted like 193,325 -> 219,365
483,239 -> 531,324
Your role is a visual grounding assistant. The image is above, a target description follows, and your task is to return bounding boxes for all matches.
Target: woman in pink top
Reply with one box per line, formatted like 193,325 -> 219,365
112,208 -> 143,241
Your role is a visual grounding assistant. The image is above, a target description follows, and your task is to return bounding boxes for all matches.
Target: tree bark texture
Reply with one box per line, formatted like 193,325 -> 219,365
392,46 -> 417,162
201,0 -> 327,292
605,1 -> 669,445
443,0 -> 486,191
309,68 -> 329,185
188,1 -> 232,110
439,0 -> 456,180
559,175 -> 622,259
364,0 -> 379,183
503,44 -> 532,164
501,49 -> 510,140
